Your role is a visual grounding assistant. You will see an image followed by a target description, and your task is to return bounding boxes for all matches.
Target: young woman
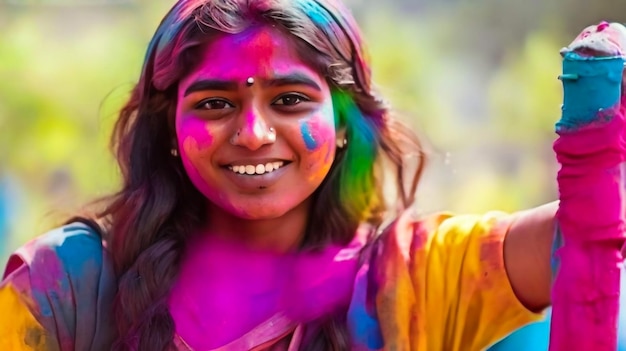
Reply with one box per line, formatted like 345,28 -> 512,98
1,1 -> 624,350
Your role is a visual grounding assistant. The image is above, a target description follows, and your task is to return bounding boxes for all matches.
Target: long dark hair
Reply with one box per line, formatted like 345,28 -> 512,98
93,0 -> 426,349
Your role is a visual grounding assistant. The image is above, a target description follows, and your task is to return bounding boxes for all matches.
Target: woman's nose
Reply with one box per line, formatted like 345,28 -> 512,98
229,106 -> 276,150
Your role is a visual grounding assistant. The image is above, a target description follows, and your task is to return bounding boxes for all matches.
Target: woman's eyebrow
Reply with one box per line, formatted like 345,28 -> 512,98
183,73 -> 322,97
263,73 -> 322,91
183,79 -> 238,97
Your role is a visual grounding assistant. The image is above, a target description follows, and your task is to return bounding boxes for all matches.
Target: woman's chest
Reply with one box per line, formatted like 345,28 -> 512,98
169,252 -> 290,348
168,239 -> 362,350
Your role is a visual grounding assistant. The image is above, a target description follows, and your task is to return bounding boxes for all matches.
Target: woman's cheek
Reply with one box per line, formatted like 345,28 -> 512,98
299,117 -> 336,183
177,115 -> 214,150
178,138 -> 209,194
177,116 -> 215,193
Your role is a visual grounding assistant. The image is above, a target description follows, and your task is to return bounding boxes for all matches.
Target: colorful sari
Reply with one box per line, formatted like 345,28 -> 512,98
0,210 -> 540,350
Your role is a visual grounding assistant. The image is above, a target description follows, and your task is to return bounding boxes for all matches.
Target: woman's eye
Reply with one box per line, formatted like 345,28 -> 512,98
273,94 -> 309,106
196,99 -> 234,110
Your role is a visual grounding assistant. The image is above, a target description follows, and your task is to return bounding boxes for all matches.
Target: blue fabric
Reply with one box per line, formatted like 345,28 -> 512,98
2,223 -> 117,350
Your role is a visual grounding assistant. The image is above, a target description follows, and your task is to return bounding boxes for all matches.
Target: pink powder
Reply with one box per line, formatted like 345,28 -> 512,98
168,230 -> 365,350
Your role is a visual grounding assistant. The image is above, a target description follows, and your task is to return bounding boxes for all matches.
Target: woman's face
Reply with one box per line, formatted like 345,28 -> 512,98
175,26 -> 337,220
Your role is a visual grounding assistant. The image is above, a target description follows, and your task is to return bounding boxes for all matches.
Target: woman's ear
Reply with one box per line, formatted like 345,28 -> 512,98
170,139 -> 179,157
336,127 -> 347,149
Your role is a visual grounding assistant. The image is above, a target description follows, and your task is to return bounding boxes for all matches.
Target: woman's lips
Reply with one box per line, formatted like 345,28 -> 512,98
227,161 -> 286,175
222,162 -> 291,191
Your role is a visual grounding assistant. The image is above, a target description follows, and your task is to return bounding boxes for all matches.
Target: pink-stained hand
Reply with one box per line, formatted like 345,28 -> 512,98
562,21 -> 626,58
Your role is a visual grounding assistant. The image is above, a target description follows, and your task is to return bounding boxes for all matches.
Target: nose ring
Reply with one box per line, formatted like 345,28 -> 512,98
267,127 -> 276,142
229,130 -> 240,145
229,127 -> 276,144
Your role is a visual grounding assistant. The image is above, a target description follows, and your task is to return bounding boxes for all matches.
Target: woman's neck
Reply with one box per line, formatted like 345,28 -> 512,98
201,198 -> 311,253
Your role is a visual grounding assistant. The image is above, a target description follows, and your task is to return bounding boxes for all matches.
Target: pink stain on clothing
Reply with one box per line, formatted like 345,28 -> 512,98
24,244 -> 66,297
168,230 -> 365,350
550,100 -> 626,350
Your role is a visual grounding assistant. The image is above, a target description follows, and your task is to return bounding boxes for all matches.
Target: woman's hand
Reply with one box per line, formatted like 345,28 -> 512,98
504,22 -> 626,316
549,21 -> 626,351
556,22 -> 626,131
561,21 -> 626,58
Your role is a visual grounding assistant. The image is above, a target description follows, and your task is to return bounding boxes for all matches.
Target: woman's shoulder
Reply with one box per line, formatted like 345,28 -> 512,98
3,221 -> 111,280
373,209 -> 512,254
1,221 -> 118,350
352,210 -> 529,350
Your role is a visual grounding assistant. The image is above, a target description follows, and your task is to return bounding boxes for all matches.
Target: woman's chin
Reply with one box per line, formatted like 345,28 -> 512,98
233,211 -> 285,221
225,205 -> 292,221
207,193 -> 311,222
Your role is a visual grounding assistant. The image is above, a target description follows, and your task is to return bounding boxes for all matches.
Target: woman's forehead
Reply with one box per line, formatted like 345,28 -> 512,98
181,26 -> 323,84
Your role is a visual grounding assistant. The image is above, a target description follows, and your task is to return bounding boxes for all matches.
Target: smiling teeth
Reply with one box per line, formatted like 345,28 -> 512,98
230,162 -> 284,175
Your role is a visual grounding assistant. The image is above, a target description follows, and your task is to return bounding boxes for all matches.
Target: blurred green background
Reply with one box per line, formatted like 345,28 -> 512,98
0,0 -> 623,263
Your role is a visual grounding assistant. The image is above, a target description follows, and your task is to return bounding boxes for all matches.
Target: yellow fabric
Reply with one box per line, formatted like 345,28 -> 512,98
0,278 -> 49,350
374,211 -> 543,350
0,213 -> 543,351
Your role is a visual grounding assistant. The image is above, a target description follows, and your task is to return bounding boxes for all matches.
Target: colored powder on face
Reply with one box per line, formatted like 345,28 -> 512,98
297,114 -> 336,182
236,27 -> 276,60
182,137 -> 200,159
300,121 -> 319,150
307,142 -> 333,183
181,137 -> 210,191
177,116 -> 214,150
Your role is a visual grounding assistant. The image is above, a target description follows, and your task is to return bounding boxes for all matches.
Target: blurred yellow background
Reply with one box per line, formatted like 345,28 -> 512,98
0,0 -> 623,262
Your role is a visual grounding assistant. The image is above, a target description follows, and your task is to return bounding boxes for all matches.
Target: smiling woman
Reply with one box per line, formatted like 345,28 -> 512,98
175,26 -> 338,227
0,1 -> 625,351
